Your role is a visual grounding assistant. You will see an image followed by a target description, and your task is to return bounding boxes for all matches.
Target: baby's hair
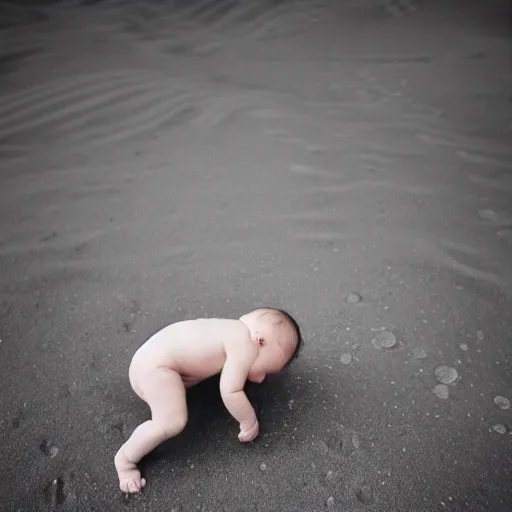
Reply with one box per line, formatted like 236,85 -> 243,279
255,307 -> 303,366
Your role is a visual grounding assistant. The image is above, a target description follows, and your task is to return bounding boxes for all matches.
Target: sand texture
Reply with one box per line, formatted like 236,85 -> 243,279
1,0 -> 512,510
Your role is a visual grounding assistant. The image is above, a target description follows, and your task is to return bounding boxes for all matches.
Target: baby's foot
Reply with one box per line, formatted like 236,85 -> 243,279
114,450 -> 146,493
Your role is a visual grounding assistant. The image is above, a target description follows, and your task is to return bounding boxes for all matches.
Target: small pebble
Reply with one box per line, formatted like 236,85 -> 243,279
433,384 -> 449,399
347,293 -> 362,304
459,343 -> 468,352
326,497 -> 335,510
412,348 -> 427,360
492,424 -> 507,435
434,366 -> 458,385
260,463 -> 267,471
372,331 -> 397,350
493,396 -> 510,410
340,353 -> 352,365
476,330 -> 484,341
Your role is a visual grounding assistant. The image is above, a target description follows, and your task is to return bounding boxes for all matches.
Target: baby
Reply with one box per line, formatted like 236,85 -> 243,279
114,307 -> 302,493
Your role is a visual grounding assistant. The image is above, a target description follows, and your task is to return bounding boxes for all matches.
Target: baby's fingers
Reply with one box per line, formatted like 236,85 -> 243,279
238,425 -> 259,443
128,481 -> 139,493
238,431 -> 252,442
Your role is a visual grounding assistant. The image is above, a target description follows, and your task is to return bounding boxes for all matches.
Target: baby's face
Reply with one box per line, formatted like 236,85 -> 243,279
240,309 -> 296,383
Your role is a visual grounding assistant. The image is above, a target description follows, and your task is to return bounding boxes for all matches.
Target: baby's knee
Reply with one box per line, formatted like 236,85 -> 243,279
157,413 -> 188,439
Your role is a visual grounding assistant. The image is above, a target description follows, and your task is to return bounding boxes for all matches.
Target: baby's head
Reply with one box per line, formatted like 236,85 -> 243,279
239,307 -> 303,383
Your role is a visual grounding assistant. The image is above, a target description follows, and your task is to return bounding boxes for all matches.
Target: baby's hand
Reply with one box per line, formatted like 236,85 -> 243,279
238,420 -> 259,442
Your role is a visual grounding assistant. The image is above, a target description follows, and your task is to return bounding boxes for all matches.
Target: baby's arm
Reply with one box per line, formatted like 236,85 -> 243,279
220,327 -> 259,442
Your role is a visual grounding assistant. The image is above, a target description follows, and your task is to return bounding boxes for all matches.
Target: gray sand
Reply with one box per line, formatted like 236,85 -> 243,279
1,0 -> 512,511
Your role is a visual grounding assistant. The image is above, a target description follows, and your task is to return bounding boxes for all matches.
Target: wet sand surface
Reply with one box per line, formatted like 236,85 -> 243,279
1,0 -> 512,510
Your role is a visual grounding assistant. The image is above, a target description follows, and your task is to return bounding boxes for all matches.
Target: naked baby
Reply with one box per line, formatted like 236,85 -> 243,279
114,307 -> 302,493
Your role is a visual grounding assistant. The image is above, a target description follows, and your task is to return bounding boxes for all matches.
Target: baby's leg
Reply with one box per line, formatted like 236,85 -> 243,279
114,367 -> 187,493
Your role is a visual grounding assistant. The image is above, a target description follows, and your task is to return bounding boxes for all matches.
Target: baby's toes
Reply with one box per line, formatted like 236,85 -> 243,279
128,480 -> 141,493
120,481 -> 130,493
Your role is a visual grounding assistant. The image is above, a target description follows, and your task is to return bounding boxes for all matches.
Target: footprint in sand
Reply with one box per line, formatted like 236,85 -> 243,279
39,440 -> 59,458
355,482 -> 374,504
324,425 -> 360,458
107,421 -> 135,443
57,384 -> 73,401
11,409 -> 25,429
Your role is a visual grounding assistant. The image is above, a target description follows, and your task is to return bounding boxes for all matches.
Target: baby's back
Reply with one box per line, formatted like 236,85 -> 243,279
131,318 -> 246,385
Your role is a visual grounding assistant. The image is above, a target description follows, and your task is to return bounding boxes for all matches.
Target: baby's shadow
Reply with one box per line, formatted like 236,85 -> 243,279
143,360 -> 346,473
140,367 -> 318,472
